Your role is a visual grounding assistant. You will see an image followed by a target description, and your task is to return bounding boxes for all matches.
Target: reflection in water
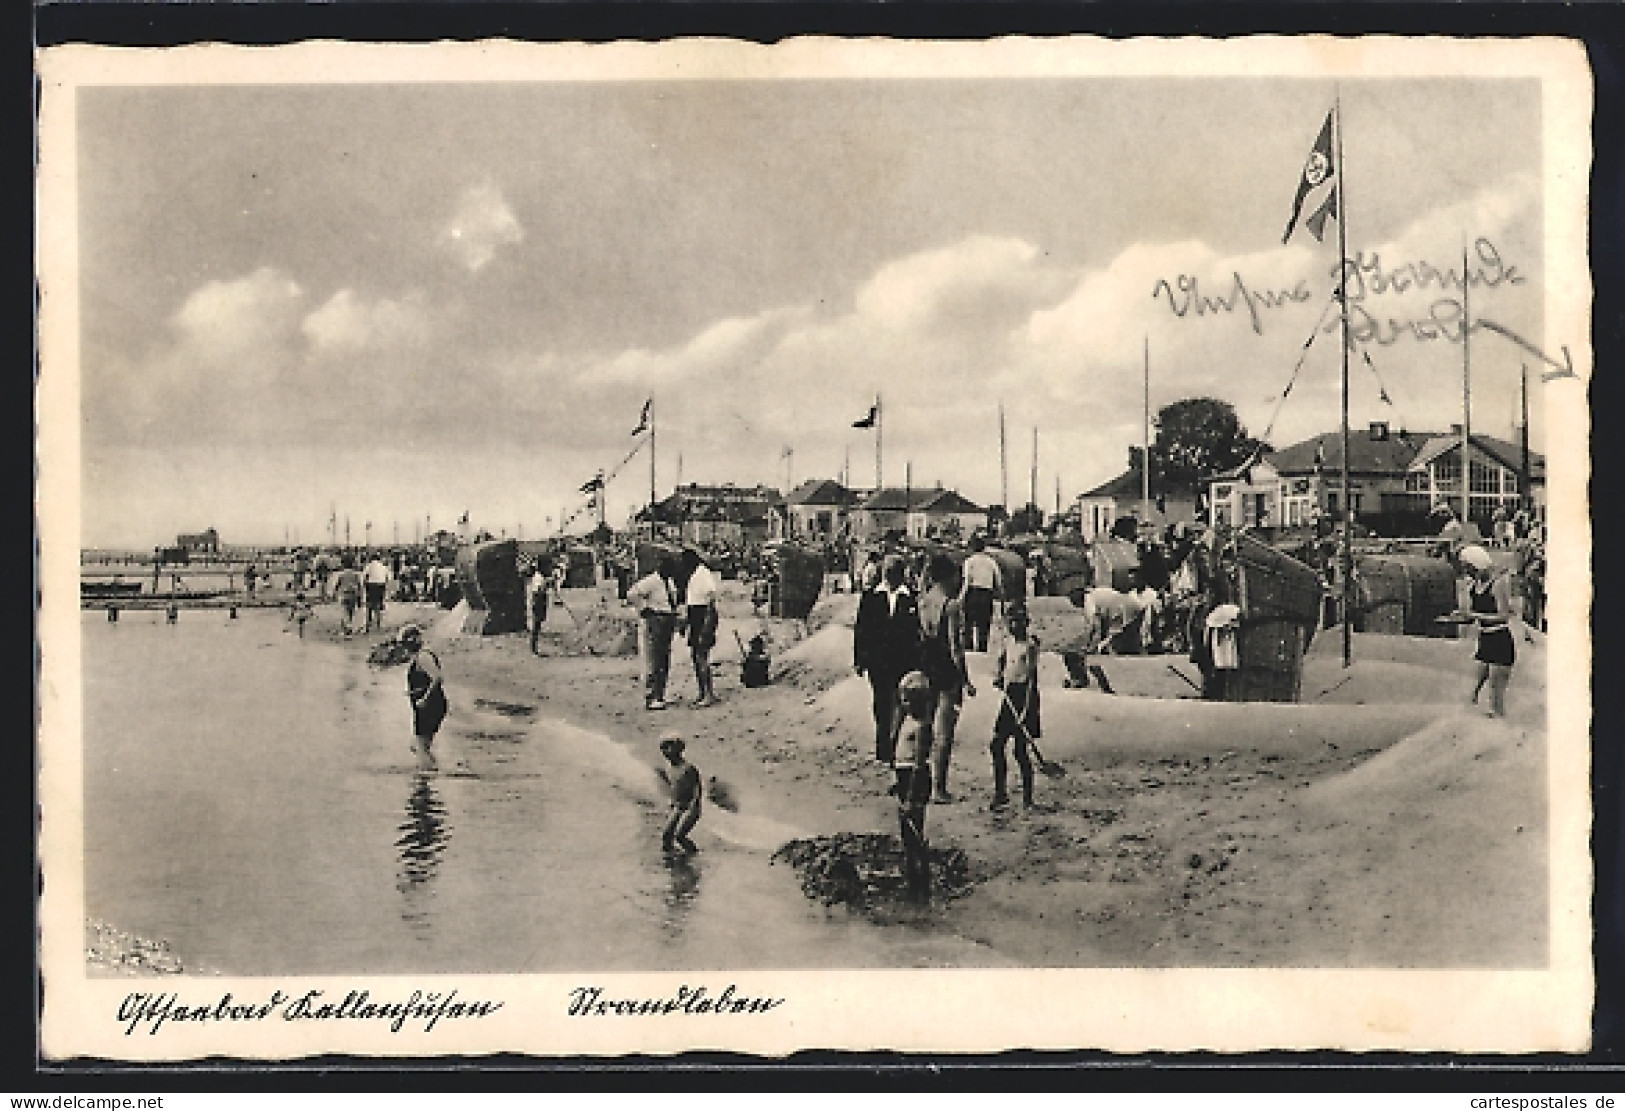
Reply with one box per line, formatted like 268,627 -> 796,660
661,851 -> 702,941
396,773 -> 451,933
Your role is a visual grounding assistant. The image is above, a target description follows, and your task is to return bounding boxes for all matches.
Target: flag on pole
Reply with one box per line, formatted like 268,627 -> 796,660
631,399 -> 652,437
458,510 -> 470,526
851,404 -> 878,429
579,475 -> 604,494
1282,111 -> 1337,244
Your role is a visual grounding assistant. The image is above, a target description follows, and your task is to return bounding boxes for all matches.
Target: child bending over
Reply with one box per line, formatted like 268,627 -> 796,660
659,734 -> 703,855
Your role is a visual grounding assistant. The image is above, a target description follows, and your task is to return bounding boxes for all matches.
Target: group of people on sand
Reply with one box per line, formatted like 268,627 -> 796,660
853,547 -> 1044,897
626,548 -> 722,711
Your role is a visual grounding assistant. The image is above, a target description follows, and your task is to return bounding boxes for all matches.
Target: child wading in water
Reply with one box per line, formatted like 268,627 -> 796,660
991,606 -> 1041,810
288,592 -> 314,638
892,671 -> 935,898
659,734 -> 703,855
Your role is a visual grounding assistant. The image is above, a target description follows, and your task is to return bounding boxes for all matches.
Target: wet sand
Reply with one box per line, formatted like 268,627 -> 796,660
84,581 -> 1548,971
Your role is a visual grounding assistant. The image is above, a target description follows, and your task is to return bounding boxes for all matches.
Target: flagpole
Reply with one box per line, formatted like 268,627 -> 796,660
1520,363 -> 1532,512
1143,335 -> 1152,523
874,394 -> 883,493
904,460 -> 912,539
1335,92 -> 1353,669
1029,426 -> 1038,519
649,398 -> 657,523
1461,244 -> 1472,528
999,400 -> 1008,514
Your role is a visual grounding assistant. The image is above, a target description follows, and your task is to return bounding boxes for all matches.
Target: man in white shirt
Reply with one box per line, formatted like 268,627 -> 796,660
960,535 -> 1002,652
528,559 -> 553,655
678,548 -> 721,707
362,552 -> 391,633
626,555 -> 681,710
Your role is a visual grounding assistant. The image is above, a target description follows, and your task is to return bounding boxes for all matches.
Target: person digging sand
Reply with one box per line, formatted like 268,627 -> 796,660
990,606 -> 1041,811
659,733 -> 703,855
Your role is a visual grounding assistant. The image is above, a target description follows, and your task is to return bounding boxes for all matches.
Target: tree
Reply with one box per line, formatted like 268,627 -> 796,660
1128,397 -> 1268,490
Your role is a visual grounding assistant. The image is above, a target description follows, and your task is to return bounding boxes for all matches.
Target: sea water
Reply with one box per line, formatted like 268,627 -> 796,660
80,611 -> 1004,974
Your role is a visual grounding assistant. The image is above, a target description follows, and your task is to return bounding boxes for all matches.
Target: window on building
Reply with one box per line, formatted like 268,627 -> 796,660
1327,492 -> 1339,513
1470,459 -> 1501,495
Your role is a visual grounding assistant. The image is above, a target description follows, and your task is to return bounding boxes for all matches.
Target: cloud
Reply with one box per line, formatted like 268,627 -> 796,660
854,235 -> 1071,334
597,305 -> 810,387
302,289 -> 432,354
440,182 -> 524,272
85,171 -> 1544,538
169,267 -> 306,369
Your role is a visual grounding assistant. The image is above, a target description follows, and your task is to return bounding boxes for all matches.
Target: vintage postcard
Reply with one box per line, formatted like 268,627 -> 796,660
36,36 -> 1593,1059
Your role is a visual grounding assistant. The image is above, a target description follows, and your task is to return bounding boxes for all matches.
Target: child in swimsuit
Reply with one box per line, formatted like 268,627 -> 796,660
659,734 -> 703,854
288,592 -> 314,638
892,671 -> 935,897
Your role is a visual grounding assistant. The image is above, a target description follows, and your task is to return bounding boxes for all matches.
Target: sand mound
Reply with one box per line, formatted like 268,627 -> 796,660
810,649 -> 1441,768
772,624 -> 854,691
772,833 -> 978,909
807,593 -> 859,633
430,601 -> 470,640
565,609 -> 639,657
1306,710 -> 1542,814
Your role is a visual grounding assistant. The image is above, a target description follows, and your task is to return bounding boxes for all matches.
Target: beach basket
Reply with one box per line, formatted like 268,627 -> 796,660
768,543 -> 825,620
1353,553 -> 1458,637
453,539 -> 528,635
1226,535 -> 1322,703
563,546 -> 598,589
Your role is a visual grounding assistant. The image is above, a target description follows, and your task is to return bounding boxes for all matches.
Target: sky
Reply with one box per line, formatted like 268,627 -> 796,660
75,76 -> 1548,548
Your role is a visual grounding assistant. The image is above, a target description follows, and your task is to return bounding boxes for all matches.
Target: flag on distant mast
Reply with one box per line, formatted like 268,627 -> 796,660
851,404 -> 878,429
631,399 -> 652,437
1282,111 -> 1337,244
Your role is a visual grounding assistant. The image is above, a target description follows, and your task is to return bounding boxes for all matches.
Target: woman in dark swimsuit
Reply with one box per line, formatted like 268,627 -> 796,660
1460,546 -> 1515,718
400,624 -> 448,768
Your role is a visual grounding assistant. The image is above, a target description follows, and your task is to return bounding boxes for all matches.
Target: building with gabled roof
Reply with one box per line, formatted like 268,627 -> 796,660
1075,469 -> 1200,542
852,486 -> 986,542
784,478 -> 864,541
1207,421 -> 1543,535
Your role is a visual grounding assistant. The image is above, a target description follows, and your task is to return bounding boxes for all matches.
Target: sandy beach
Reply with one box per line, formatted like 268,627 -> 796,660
111,576 -> 1543,972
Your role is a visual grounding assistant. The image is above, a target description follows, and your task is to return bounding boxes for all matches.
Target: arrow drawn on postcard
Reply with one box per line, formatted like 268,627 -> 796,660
1475,318 -> 1578,382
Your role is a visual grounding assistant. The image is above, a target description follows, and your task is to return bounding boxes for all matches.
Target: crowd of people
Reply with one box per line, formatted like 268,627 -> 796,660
353,510 -> 1544,874
849,545 -> 1056,898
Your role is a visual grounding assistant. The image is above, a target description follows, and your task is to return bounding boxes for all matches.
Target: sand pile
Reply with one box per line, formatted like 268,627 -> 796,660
772,624 -> 856,691
807,593 -> 859,633
805,648 -> 1440,769
366,637 -> 414,668
565,609 -> 639,656
772,833 -> 978,909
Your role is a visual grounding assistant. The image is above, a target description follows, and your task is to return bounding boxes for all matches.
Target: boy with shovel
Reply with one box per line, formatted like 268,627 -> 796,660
990,606 -> 1050,811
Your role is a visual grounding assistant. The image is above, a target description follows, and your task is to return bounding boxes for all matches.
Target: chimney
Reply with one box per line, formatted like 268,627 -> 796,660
1368,421 -> 1389,441
1450,423 -> 1463,436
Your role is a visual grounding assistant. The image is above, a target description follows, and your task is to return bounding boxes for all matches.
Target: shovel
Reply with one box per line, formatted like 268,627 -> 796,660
999,688 -> 1066,779
1166,663 -> 1203,695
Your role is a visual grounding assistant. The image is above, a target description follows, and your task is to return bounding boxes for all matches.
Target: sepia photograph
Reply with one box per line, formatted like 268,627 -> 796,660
36,36 -> 1592,1058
